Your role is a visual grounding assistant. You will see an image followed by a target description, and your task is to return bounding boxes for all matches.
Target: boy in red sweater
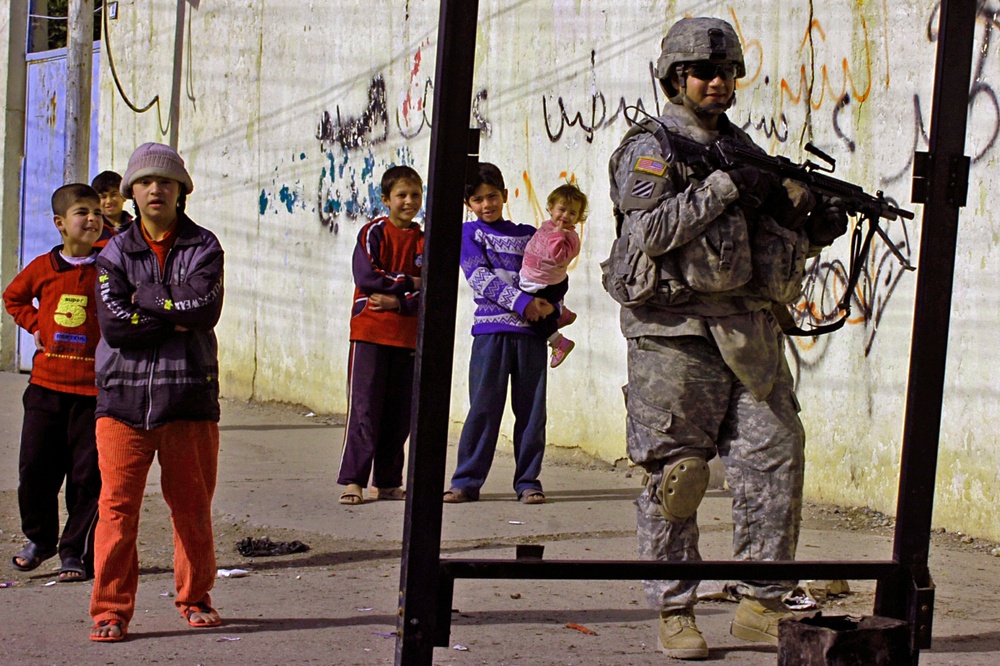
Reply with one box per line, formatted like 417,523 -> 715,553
337,166 -> 424,505
3,183 -> 104,582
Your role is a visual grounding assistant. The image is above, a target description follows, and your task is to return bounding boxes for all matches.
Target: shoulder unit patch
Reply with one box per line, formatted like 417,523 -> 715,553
631,179 -> 656,199
634,156 -> 668,177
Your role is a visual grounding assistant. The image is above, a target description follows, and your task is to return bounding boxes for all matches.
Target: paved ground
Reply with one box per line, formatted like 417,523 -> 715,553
0,370 -> 997,665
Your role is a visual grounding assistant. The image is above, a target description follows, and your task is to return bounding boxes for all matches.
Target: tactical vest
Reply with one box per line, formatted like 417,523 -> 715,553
602,114 -> 811,312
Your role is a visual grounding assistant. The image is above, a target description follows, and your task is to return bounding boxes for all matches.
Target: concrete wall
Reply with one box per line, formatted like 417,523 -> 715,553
76,1 -> 1000,540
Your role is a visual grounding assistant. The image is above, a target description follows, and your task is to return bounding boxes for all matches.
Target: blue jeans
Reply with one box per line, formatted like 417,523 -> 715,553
450,333 -> 547,498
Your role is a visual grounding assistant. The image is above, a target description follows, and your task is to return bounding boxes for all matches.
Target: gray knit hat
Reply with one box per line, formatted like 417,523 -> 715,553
120,143 -> 194,197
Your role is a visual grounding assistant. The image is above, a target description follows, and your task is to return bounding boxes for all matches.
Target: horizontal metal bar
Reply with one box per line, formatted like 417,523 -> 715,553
441,558 -> 900,581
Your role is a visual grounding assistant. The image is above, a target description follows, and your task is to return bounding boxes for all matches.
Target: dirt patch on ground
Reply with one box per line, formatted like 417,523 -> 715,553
803,501 -> 1000,558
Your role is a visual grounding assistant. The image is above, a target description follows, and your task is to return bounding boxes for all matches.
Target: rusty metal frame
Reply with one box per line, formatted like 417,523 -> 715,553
396,2 -> 978,664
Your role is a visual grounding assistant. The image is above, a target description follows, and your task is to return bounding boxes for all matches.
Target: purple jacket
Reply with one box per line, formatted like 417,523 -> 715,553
94,215 -> 224,429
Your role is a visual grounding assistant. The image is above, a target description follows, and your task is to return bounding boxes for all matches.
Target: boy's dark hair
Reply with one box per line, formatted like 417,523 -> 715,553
91,170 -> 123,195
381,165 -> 423,196
464,162 -> 506,201
51,183 -> 99,216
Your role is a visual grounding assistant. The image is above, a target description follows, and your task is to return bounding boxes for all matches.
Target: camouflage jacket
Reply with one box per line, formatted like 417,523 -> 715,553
607,104 -> 813,400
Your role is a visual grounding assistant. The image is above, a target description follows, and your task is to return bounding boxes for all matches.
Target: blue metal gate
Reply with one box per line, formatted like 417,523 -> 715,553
18,46 -> 101,371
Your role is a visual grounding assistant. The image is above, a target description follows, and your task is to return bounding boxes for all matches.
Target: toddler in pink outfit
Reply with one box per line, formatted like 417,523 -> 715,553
519,184 -> 587,367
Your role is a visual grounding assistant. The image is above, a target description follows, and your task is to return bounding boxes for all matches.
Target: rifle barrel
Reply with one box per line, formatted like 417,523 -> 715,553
656,123 -> 915,222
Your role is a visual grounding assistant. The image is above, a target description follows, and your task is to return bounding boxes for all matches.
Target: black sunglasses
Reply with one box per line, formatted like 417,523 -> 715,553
685,62 -> 738,82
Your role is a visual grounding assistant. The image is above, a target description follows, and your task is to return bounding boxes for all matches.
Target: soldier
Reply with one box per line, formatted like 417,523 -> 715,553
604,16 -> 848,660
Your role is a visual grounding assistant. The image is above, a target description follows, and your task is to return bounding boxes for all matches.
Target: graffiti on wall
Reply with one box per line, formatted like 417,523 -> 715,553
535,3 -> 996,362
540,5 -> 999,176
781,2 -> 999,371
881,3 -> 1000,185
255,0 -> 997,354
316,75 -> 389,151
258,38 -> 496,234
784,215 -> 915,383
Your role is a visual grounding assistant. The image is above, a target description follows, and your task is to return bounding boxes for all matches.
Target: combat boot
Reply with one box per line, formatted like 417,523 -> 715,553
658,608 -> 709,660
730,596 -> 793,645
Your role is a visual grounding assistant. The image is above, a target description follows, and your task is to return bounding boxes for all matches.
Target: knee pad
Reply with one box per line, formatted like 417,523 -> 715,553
656,457 -> 710,523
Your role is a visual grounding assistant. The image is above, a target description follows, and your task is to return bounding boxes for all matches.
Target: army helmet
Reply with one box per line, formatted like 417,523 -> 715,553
655,17 -> 746,100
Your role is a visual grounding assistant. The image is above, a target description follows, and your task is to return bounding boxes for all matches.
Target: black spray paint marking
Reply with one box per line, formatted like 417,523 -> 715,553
316,75 -> 389,150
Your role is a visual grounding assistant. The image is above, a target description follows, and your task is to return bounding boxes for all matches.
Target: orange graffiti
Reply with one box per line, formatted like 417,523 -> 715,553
731,8 -> 874,111
520,170 -> 546,224
730,10 -> 764,88
780,17 -> 873,110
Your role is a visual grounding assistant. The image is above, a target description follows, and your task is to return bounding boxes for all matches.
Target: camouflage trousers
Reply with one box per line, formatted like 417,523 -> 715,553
625,335 -> 805,611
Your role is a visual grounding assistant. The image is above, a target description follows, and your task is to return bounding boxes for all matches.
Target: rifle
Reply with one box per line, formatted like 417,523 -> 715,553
625,106 -> 916,336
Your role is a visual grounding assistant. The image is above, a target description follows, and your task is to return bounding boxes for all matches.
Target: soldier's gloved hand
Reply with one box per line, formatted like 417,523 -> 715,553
727,166 -> 781,209
764,178 -> 816,230
804,197 -> 850,245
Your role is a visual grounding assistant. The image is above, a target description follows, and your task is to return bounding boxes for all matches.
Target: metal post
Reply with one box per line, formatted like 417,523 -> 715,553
168,0 -> 188,148
874,0 -> 977,658
64,0 -> 94,183
395,2 -> 479,665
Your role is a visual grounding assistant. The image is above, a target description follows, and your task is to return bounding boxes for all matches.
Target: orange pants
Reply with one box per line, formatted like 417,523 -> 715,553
90,417 -> 219,625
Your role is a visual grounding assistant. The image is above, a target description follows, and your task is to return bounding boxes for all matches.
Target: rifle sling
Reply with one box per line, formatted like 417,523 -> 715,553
777,218 -> 877,337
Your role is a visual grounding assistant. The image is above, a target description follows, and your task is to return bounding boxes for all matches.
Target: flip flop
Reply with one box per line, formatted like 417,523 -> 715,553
371,486 -> 406,501
90,619 -> 127,642
184,602 -> 222,628
443,487 -> 476,503
58,555 -> 88,583
11,541 -> 57,572
339,483 -> 364,505
519,490 -> 546,505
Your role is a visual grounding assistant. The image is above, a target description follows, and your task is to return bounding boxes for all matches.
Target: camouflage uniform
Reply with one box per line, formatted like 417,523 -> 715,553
609,102 -> 810,611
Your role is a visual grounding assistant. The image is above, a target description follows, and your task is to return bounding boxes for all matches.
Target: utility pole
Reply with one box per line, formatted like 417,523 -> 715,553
64,0 -> 94,183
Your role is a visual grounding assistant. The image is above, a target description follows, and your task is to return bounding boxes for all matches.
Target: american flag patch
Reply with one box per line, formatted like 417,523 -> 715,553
634,156 -> 667,176
631,179 -> 655,198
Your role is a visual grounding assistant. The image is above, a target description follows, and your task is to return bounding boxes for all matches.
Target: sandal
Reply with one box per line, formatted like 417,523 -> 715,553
339,483 -> 364,505
184,602 -> 222,628
58,555 -> 88,583
90,618 -> 127,642
11,541 -> 57,572
443,487 -> 476,503
370,486 -> 406,501
519,490 -> 546,505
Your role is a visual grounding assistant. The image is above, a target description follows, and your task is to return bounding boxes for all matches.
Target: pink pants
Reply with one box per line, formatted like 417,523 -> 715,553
90,417 -> 219,625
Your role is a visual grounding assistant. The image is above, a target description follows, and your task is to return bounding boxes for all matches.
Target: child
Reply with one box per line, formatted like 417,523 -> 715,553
518,183 -> 587,367
91,170 -> 133,242
444,162 -> 552,505
3,183 -> 104,583
88,143 -> 225,642
337,165 -> 424,505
